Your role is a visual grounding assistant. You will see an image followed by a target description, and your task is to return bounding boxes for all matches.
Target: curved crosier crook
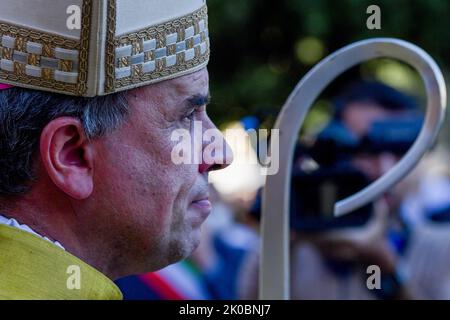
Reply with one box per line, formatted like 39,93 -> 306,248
259,38 -> 447,300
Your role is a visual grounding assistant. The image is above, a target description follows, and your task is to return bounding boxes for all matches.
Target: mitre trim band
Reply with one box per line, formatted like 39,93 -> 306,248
0,0 -> 92,96
104,2 -> 210,94
0,0 -> 209,97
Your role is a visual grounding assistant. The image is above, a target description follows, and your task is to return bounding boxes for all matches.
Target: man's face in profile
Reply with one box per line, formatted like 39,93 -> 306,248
87,68 -> 232,275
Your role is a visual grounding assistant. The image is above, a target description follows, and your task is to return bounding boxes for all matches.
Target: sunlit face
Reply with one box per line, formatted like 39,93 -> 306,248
86,68 -> 232,276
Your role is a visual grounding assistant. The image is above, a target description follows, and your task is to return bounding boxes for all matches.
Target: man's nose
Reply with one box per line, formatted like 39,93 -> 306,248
199,122 -> 234,174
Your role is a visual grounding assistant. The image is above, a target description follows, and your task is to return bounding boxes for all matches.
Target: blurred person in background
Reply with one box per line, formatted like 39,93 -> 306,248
240,81 -> 450,300
396,149 -> 450,227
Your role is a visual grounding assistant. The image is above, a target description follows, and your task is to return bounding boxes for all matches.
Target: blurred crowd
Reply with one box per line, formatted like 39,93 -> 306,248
116,81 -> 450,300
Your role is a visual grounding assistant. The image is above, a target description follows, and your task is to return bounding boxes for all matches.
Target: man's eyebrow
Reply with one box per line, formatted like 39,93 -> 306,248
186,93 -> 211,108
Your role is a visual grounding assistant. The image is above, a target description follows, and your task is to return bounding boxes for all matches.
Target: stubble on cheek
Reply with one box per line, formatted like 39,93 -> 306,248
124,140 -> 196,252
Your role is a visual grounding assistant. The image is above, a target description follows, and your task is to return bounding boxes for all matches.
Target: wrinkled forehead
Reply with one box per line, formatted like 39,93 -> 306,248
133,68 -> 209,102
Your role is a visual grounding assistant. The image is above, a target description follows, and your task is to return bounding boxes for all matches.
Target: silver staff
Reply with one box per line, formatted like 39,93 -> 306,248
260,38 -> 447,300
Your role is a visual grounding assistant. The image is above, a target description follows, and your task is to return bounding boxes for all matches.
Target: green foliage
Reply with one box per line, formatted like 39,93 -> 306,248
206,0 -> 450,129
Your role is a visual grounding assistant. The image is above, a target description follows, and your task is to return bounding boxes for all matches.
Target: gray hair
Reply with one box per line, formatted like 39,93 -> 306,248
0,87 -> 129,196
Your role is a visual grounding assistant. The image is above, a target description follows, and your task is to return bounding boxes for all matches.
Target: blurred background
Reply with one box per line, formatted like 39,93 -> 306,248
116,0 -> 450,300
207,0 -> 449,128
207,0 -> 450,201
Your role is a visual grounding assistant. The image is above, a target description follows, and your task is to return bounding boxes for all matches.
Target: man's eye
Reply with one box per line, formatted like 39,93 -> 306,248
183,106 -> 205,121
184,110 -> 196,121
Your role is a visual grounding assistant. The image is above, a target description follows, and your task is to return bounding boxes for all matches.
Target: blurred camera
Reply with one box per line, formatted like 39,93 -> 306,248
310,114 -> 423,165
250,115 -> 422,232
290,165 -> 373,232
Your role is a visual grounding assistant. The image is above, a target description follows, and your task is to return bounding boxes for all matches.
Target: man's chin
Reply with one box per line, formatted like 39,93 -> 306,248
166,231 -> 202,264
183,230 -> 202,258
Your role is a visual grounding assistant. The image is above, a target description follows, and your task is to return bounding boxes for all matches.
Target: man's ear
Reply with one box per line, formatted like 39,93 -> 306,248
40,117 -> 94,200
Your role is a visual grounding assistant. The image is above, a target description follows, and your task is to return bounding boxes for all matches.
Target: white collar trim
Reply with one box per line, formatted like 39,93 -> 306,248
0,214 -> 65,250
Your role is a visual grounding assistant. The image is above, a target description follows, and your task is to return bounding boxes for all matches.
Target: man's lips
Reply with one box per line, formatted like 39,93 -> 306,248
190,196 -> 212,222
191,198 -> 212,209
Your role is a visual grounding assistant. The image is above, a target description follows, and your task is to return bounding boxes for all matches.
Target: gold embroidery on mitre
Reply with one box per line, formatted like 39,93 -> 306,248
42,43 -> 54,58
13,61 -> 25,76
144,51 -> 154,62
59,60 -> 73,72
42,68 -> 54,80
118,57 -> 130,68
132,40 -> 143,55
131,64 -> 142,79
27,53 -> 40,66
155,58 -> 166,72
2,48 -> 13,60
15,37 -> 25,52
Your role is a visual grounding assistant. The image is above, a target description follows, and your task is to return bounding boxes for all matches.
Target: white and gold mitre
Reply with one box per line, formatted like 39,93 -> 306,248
0,0 -> 210,96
